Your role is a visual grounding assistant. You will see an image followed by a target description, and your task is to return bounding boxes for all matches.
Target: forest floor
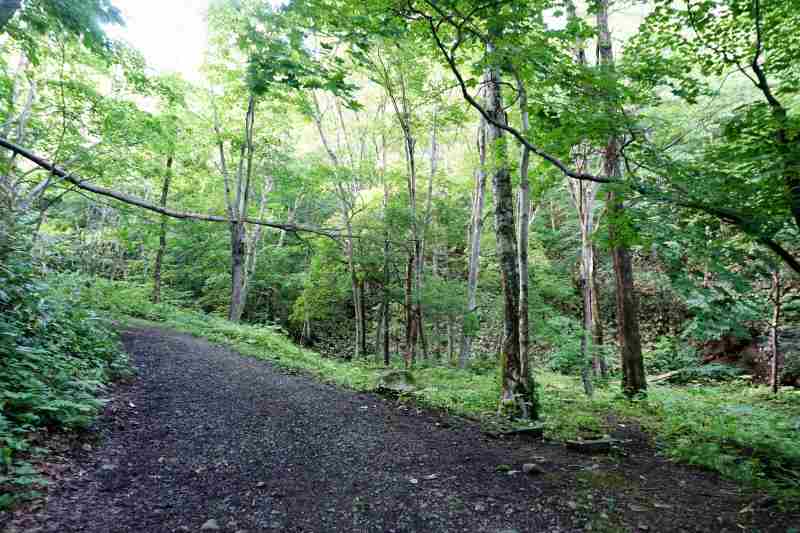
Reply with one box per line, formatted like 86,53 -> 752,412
4,325 -> 799,533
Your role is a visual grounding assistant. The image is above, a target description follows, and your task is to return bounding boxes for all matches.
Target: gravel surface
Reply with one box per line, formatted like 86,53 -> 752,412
6,326 -> 798,532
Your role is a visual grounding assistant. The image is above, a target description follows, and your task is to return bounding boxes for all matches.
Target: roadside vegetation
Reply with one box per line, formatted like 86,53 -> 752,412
0,243 -> 129,509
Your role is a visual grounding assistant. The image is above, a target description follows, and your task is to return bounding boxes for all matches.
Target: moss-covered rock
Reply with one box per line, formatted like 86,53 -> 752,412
375,370 -> 417,393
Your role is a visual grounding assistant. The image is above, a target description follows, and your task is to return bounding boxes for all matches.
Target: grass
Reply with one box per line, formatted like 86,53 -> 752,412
538,375 -> 800,499
77,275 -> 800,501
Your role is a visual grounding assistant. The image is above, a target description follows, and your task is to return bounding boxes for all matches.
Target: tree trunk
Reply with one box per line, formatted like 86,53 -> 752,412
389,73 -> 423,367
415,111 -> 438,361
608,187 -> 646,396
516,74 -> 532,387
219,94 -> 257,323
241,177 -> 272,299
345,233 -> 363,359
459,116 -> 488,368
448,319 -> 456,363
592,246 -> 604,348
567,0 -> 605,380
381,236 -> 390,364
579,276 -> 595,397
301,315 -> 312,346
417,304 -> 428,360
151,156 -> 173,304
228,221 -> 247,322
405,251 -> 416,367
358,278 -> 367,356
309,92 -> 364,358
334,182 -> 364,360
350,269 -> 364,359
486,51 -> 536,419
597,0 -> 646,397
380,133 -> 391,366
383,301 -> 391,365
770,269 -> 782,394
569,178 -> 605,387
278,195 -> 301,248
376,300 -> 384,357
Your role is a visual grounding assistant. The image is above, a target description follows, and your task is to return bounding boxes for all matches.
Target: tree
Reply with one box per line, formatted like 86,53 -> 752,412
485,46 -> 533,418
1,0 -> 123,59
597,0 -> 646,396
459,114 -> 488,368
151,155 -> 173,304
622,0 -> 800,274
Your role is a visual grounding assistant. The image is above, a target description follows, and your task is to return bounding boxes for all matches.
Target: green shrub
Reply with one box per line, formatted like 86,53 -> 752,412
782,349 -> 800,385
541,316 -> 584,374
0,252 -> 128,508
666,363 -> 745,384
646,335 -> 699,374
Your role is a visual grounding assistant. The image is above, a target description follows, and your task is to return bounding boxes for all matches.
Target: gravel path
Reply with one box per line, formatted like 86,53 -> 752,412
32,326 -> 574,533
9,326 -> 798,532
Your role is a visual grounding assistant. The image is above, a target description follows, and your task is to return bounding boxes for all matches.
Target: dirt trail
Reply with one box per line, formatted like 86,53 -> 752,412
6,326 -> 797,532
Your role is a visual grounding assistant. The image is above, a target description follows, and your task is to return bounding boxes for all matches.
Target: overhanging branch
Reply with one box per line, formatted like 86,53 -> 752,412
414,1 -> 610,184
0,137 -> 340,239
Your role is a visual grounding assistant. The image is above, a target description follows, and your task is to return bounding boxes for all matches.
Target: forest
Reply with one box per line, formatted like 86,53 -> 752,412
1,0 -> 800,529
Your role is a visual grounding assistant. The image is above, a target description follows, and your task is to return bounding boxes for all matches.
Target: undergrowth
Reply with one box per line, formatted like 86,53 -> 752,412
0,259 -> 128,509
81,275 -> 800,501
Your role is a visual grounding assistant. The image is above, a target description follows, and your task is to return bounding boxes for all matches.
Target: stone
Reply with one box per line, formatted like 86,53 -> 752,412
503,427 -> 544,440
566,438 -> 613,454
522,463 -> 545,475
201,519 -> 220,531
375,370 -> 417,393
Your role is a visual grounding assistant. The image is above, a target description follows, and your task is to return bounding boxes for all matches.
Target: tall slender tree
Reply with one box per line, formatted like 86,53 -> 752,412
459,114 -> 488,368
596,0 -> 646,396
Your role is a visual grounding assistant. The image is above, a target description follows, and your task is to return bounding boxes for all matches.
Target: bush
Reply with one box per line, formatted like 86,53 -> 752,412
646,335 -> 699,374
0,248 -> 128,508
665,363 -> 745,384
540,315 -> 614,376
782,350 -> 800,385
74,274 -> 194,322
541,316 -> 584,374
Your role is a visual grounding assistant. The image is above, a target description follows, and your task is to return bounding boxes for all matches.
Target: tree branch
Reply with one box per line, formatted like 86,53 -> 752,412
416,4 -> 611,184
0,137 -> 340,238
